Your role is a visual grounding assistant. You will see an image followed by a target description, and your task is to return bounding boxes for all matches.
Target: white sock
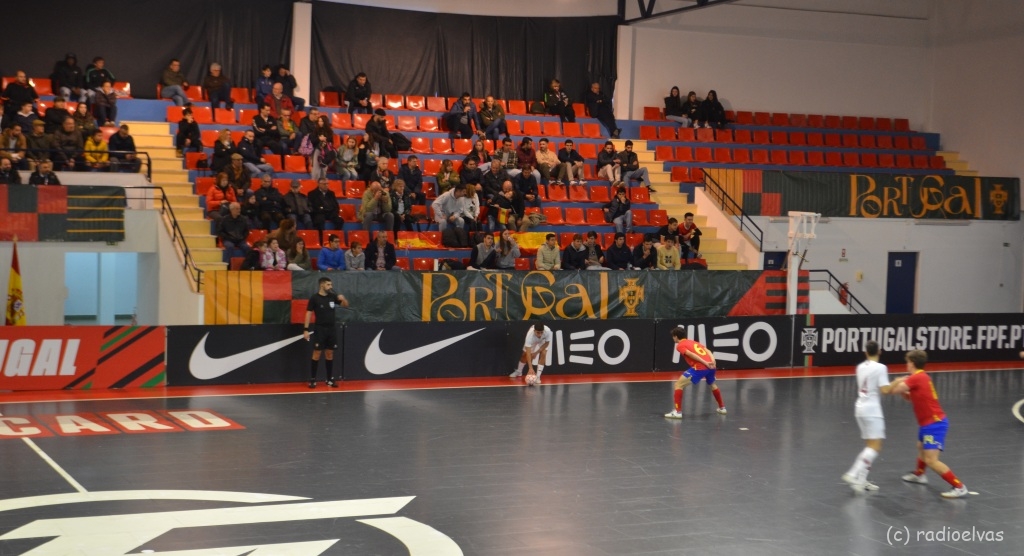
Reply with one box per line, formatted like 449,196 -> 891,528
536,365 -> 544,377
848,447 -> 878,480
516,362 -> 524,373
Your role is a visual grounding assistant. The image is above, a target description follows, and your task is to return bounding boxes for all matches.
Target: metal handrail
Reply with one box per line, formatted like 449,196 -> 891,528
123,186 -> 204,291
807,269 -> 871,314
21,148 -> 152,181
699,169 -> 764,252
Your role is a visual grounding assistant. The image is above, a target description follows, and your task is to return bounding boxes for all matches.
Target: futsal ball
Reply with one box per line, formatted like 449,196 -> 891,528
525,373 -> 537,386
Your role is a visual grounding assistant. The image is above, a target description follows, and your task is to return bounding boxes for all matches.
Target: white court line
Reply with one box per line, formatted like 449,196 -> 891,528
1013,399 -> 1024,425
0,412 -> 87,493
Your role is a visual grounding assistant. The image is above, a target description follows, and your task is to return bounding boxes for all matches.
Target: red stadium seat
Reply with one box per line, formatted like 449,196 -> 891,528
582,124 -> 601,138
547,184 -> 568,201
410,137 -> 431,154
733,149 -> 751,164
876,135 -> 893,149
569,185 -> 589,201
345,180 -> 366,198
418,116 -> 439,131
715,130 -> 733,143
735,111 -> 753,124
752,149 -> 770,164
562,123 -> 581,137
629,187 -> 650,203
894,136 -> 910,150
452,139 -> 473,155
713,148 -> 732,163
858,117 -> 875,130
590,186 -> 611,203
573,103 -> 587,119
655,146 -> 674,161
577,143 -> 598,159
860,153 -> 878,167
772,113 -> 789,126
643,106 -> 662,120
405,96 -> 425,111
752,131 -> 770,145
639,126 -> 657,140
825,134 -> 841,147
859,135 -> 876,149
648,209 -> 668,227
807,133 -> 824,147
770,131 -> 788,145
842,152 -> 859,166
297,230 -> 321,249
319,91 -> 341,107
633,209 -> 648,226
789,132 -> 806,146
841,116 -> 858,130
413,257 -> 435,271
285,155 -> 306,173
912,155 -> 929,168
587,208 -> 609,225
696,128 -> 714,142
432,138 -> 451,153
543,121 -> 561,137
543,207 -> 564,225
214,108 -> 235,124
658,126 -> 677,141
806,151 -> 825,166
842,135 -> 858,148
677,128 -> 696,141
694,147 -> 712,162
911,136 -> 926,150
238,109 -> 258,125
675,147 -> 693,162
564,208 -> 586,225
734,130 -> 752,144
507,100 -> 527,115
353,113 -> 371,128
397,115 -> 417,131
385,95 -> 405,110
789,114 -> 807,127
426,97 -> 447,112
789,151 -> 806,166
929,156 -> 945,169
875,118 -> 892,131
753,112 -> 770,125
807,115 -> 824,128
825,152 -> 842,166
559,233 -> 575,248
878,153 -> 895,168
201,130 -> 219,148
338,204 -> 357,223
330,112 -> 351,129
824,115 -> 841,129
896,154 -> 912,168
769,150 -> 787,165
369,94 -> 382,108
231,87 -> 252,105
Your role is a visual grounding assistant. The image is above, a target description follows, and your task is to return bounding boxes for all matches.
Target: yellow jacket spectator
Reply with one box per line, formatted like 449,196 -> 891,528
84,130 -> 109,170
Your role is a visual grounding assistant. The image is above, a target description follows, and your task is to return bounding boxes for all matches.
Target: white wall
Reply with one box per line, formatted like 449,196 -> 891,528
319,0 -> 618,17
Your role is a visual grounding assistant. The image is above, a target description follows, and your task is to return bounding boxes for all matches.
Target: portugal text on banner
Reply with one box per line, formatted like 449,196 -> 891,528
6,240 -> 25,325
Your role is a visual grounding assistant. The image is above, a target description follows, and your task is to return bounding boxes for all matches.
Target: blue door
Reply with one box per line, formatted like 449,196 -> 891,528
886,252 -> 918,313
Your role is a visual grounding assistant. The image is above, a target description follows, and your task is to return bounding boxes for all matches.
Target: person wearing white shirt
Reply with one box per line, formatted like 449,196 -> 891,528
509,323 -> 553,383
842,340 -> 894,491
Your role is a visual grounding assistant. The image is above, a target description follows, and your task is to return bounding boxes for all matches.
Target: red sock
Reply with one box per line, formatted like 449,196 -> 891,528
915,459 -> 926,475
940,470 -> 963,488
712,388 -> 724,408
673,389 -> 683,411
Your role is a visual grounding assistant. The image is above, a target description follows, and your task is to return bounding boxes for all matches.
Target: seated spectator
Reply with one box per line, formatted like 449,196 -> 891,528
632,234 -> 657,270
84,57 -> 115,103
51,53 -> 85,103
605,232 -> 632,270
488,180 -> 522,232
679,211 -> 703,260
478,96 -> 508,141
534,138 -> 558,185
0,158 -> 22,184
278,107 -> 301,154
365,231 -> 397,271
481,158 -> 509,202
681,91 -> 701,128
468,233 -> 497,270
561,233 -> 587,270
390,179 -> 416,232
347,72 -> 373,115
28,160 -> 60,185
298,106 -> 319,143
308,177 -> 343,234
283,179 -> 312,229
211,128 -> 236,173
446,93 -> 478,140
13,102 -> 38,134
238,189 -> 261,229
25,120 -> 51,171
238,129 -> 274,176
309,117 -> 335,182
274,64 -> 305,111
368,156 -> 394,190
254,65 -> 274,108
263,82 -> 295,120
93,81 -> 118,127
516,138 -> 542,183
317,234 -> 346,270
365,109 -> 397,159
494,229 -> 520,270
202,63 -> 234,110
345,241 -> 365,271
175,109 -> 202,158
218,202 -> 251,257
108,124 -> 140,173
44,97 -> 70,134
493,138 -> 519,178
664,87 -> 686,126
72,103 -> 97,136
287,237 -> 312,271
515,163 -> 541,209
53,117 -> 84,171
657,236 -> 681,269
336,136 -> 360,182
544,79 -> 575,123
583,231 -> 608,270
255,174 -> 286,230
241,240 -> 266,270
620,140 -> 652,192
226,154 -> 252,191
458,183 -> 481,233
432,184 -> 466,232
252,105 -> 284,163
696,89 -> 726,129
603,186 -> 632,233
584,82 -> 620,138
0,125 -> 27,168
597,141 -> 622,186
398,155 -> 424,204
465,139 -> 492,167
535,234 -> 561,270
359,180 -> 395,232
260,238 -> 288,271
435,159 -> 460,195
556,139 -> 585,185
658,217 -> 681,250
83,129 -> 110,171
2,71 -> 38,115
459,157 -> 483,193
205,172 -> 237,224
159,59 -> 189,106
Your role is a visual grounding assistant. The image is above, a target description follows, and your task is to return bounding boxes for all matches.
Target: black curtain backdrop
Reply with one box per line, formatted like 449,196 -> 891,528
0,0 -> 292,100
311,3 -> 618,104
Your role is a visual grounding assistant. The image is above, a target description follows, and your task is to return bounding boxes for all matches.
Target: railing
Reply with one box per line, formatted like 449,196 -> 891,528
124,186 -> 205,292
700,169 -> 764,253
807,269 -> 871,314
19,148 -> 152,181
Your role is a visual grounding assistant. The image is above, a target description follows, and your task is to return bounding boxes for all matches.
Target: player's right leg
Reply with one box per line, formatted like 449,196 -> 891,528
309,349 -> 322,388
665,372 -> 693,418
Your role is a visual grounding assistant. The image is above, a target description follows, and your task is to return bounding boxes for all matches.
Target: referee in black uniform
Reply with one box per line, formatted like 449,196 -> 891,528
304,276 -> 349,388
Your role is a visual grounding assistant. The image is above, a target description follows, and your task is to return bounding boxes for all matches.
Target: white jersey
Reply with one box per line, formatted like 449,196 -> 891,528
523,326 -> 553,353
854,360 -> 890,418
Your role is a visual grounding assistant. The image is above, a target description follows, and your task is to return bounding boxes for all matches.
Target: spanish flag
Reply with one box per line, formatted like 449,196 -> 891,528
6,241 -> 25,326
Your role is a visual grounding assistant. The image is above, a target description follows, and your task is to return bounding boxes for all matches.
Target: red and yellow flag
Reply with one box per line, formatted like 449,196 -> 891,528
6,242 -> 25,325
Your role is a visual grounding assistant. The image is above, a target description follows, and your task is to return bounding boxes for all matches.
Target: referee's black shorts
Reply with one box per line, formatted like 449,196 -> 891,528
311,324 -> 338,350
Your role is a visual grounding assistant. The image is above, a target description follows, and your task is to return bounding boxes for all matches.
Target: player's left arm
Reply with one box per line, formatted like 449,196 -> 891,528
686,348 -> 715,369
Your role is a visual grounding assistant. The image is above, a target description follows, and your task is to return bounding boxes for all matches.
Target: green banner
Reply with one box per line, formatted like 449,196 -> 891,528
746,172 -> 1019,220
289,270 -> 764,322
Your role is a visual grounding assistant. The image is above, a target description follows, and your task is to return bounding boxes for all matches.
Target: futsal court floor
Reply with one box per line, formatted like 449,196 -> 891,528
1,362 -> 1022,555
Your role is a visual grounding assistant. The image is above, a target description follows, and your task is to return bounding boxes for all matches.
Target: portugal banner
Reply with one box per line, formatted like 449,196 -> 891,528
5,242 -> 25,325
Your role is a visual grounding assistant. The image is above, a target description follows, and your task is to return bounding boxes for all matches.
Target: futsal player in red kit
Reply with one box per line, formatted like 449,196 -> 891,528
890,350 -> 969,498
665,327 -> 727,418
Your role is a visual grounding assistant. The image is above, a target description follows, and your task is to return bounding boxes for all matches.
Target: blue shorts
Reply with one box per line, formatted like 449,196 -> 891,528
918,419 -> 949,451
682,368 -> 716,385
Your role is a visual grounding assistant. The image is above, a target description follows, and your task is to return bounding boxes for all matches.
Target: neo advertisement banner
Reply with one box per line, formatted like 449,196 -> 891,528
165,325 -> 312,386
653,316 -> 794,371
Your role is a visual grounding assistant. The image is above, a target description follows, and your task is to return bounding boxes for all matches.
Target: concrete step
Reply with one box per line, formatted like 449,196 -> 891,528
151,169 -> 191,183
647,171 -> 669,183
184,234 -> 217,249
709,263 -> 749,271
944,160 -> 970,171
134,134 -> 174,148
937,150 -> 962,162
122,121 -> 171,135
164,205 -> 205,220
699,238 -> 727,251
192,247 -> 227,264
177,219 -> 213,235
145,146 -> 179,158
637,152 -> 656,163
701,252 -> 737,264
151,157 -> 185,171
167,194 -> 201,208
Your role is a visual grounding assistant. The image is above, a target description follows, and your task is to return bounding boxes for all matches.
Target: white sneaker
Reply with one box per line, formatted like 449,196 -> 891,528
578,180 -> 587,185
902,472 -> 928,484
693,122 -> 700,129
509,370 -> 522,378
570,180 -> 579,186
664,410 -> 682,419
862,482 -> 880,491
841,473 -> 859,486
941,486 -> 969,499
703,123 -> 711,129
716,407 -> 727,415
535,376 -> 541,384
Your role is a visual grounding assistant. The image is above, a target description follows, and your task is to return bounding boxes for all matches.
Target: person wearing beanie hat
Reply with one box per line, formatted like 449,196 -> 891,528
366,107 -> 397,158
51,53 -> 85,102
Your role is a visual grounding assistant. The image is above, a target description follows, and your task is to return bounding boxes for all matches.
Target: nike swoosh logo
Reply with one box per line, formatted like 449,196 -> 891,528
365,329 -> 485,375
190,332 -> 307,380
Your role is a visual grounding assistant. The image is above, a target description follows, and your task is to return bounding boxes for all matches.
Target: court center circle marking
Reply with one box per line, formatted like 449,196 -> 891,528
1012,398 -> 1024,425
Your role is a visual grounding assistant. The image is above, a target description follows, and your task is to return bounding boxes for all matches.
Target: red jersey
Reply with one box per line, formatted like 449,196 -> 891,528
676,339 -> 712,370
904,370 -> 946,426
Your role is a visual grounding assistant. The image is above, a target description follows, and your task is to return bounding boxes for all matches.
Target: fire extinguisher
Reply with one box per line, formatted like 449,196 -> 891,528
839,282 -> 849,306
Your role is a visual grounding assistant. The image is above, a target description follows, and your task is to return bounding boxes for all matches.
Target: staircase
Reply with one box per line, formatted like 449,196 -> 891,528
937,151 -> 977,177
124,121 -> 226,289
612,139 -> 749,270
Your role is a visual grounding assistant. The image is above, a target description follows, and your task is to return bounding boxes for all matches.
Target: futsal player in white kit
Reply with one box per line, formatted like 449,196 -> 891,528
842,340 -> 894,491
509,323 -> 552,384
